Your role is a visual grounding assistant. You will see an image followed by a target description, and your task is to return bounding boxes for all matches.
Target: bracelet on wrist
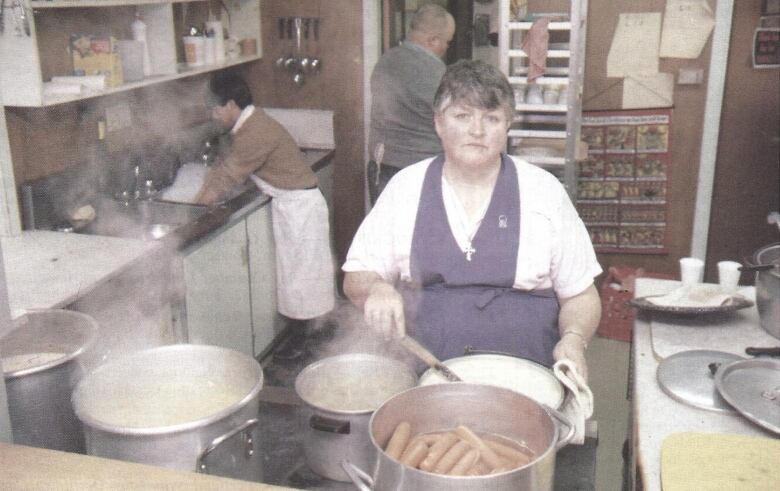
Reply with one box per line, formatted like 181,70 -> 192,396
562,330 -> 588,349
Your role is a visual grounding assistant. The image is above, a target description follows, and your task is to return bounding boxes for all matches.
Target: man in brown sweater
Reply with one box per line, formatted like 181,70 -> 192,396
196,72 -> 335,359
195,74 -> 317,204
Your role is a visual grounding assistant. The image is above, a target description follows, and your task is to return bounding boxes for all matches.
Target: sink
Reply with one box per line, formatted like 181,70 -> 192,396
76,198 -> 209,241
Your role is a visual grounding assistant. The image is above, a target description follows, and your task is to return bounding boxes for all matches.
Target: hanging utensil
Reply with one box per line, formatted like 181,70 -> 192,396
275,17 -> 286,69
300,18 -> 312,73
398,336 -> 462,382
283,17 -> 297,72
309,18 -> 321,74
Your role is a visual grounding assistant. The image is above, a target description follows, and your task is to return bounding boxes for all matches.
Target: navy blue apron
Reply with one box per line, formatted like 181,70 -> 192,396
401,154 -> 560,366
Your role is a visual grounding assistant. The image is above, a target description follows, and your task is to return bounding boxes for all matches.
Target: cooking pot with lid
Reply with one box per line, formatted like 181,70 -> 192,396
418,353 -> 565,409
342,383 -> 573,490
72,344 -> 264,481
294,353 -> 417,482
752,243 -> 780,339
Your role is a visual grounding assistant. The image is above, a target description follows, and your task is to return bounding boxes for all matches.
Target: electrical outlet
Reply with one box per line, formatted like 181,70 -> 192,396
677,68 -> 705,85
105,104 -> 133,132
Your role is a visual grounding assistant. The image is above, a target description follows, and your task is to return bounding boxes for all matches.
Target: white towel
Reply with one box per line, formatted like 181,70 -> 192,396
646,284 -> 744,308
553,359 -> 594,445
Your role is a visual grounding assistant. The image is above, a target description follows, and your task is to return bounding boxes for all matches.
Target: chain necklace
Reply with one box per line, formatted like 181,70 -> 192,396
443,179 -> 488,262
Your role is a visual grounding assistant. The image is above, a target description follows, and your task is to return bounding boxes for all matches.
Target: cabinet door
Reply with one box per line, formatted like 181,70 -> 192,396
183,219 -> 253,356
245,205 -> 278,356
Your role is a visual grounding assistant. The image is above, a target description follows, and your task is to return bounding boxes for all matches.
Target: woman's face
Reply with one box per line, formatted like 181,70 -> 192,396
434,102 -> 511,170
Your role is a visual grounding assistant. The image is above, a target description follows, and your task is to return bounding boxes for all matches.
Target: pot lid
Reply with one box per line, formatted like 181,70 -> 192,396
656,350 -> 744,413
715,358 -> 780,435
294,353 -> 418,414
418,354 -> 564,409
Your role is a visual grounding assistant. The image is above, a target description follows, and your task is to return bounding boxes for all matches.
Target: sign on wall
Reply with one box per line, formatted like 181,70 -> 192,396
577,109 -> 672,254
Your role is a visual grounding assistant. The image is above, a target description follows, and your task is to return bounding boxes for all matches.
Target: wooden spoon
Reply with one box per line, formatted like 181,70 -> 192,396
399,336 -> 462,382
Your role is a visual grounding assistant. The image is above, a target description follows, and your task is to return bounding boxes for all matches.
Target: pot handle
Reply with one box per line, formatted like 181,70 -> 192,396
197,418 -> 259,473
340,459 -> 374,491
544,405 -> 575,450
310,414 -> 351,434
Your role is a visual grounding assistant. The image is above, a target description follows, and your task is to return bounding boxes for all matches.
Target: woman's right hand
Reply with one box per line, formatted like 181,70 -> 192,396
363,281 -> 406,339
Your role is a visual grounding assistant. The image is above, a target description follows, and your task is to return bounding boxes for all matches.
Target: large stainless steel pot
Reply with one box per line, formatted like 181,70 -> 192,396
753,243 -> 780,339
418,353 -> 566,409
294,353 -> 417,482
72,344 -> 264,482
342,383 -> 573,491
1,309 -> 98,452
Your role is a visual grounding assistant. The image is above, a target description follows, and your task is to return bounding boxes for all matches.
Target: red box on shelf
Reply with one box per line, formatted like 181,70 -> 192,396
597,266 -> 673,342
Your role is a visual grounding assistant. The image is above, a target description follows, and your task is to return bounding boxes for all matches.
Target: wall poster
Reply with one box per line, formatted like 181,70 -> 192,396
577,109 -> 671,254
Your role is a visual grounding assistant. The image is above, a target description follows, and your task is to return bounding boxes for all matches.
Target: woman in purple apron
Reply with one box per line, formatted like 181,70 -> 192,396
401,153 -> 560,366
343,60 -> 601,378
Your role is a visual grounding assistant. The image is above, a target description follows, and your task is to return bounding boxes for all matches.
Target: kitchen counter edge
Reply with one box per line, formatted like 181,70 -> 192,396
0,442 -> 296,491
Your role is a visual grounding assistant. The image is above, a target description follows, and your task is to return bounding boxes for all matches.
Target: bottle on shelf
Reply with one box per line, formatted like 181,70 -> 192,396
131,11 -> 152,77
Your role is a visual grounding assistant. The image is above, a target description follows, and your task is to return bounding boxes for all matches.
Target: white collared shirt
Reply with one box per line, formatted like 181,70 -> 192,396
343,156 -> 602,299
231,104 -> 255,134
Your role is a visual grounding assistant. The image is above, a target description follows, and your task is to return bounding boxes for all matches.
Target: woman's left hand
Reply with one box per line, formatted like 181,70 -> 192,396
553,334 -> 588,382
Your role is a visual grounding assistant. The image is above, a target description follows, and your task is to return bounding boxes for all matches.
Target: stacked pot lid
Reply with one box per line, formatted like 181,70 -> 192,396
657,350 -> 780,434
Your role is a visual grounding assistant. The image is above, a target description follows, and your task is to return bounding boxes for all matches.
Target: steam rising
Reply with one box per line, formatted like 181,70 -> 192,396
306,300 -> 425,375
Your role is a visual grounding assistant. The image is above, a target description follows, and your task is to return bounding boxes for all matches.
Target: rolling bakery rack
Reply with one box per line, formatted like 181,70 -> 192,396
497,0 -> 588,199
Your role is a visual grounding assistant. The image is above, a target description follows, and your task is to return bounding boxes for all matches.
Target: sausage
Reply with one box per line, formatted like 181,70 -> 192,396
453,425 -> 507,471
467,459 -> 490,476
418,432 -> 443,446
484,438 -> 532,468
433,440 -> 471,474
419,432 -> 459,472
449,448 -> 481,476
384,421 -> 411,460
399,439 -> 429,468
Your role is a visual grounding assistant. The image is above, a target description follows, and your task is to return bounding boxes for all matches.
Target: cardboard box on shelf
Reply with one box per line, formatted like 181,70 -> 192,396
71,35 -> 123,88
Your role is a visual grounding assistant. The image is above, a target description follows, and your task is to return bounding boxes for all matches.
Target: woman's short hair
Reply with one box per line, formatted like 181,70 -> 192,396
208,71 -> 253,109
433,60 -> 515,119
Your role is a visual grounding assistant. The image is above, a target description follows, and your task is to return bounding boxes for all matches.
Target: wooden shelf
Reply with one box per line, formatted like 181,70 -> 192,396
1,0 -> 262,107
30,0 -> 204,8
37,55 -> 261,107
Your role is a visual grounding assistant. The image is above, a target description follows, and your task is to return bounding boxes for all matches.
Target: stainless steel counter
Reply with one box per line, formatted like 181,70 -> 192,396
162,148 -> 334,251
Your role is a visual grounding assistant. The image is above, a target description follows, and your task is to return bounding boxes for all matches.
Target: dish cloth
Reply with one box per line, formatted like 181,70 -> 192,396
521,18 -> 550,82
553,359 -> 594,445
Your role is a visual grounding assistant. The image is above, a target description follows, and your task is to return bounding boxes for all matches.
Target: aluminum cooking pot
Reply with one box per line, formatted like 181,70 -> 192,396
418,353 -> 566,409
295,353 -> 417,482
1,309 -> 98,452
342,383 -> 573,491
752,243 -> 780,339
72,344 -> 264,481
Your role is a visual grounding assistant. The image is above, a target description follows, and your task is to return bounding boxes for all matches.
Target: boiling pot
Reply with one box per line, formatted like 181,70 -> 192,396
72,344 -> 264,481
294,353 -> 417,482
753,243 -> 780,339
342,383 -> 573,491
418,353 -> 566,409
1,309 -> 98,452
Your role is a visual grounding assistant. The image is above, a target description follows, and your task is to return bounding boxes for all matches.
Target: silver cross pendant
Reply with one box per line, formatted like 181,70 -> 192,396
465,245 -> 476,261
